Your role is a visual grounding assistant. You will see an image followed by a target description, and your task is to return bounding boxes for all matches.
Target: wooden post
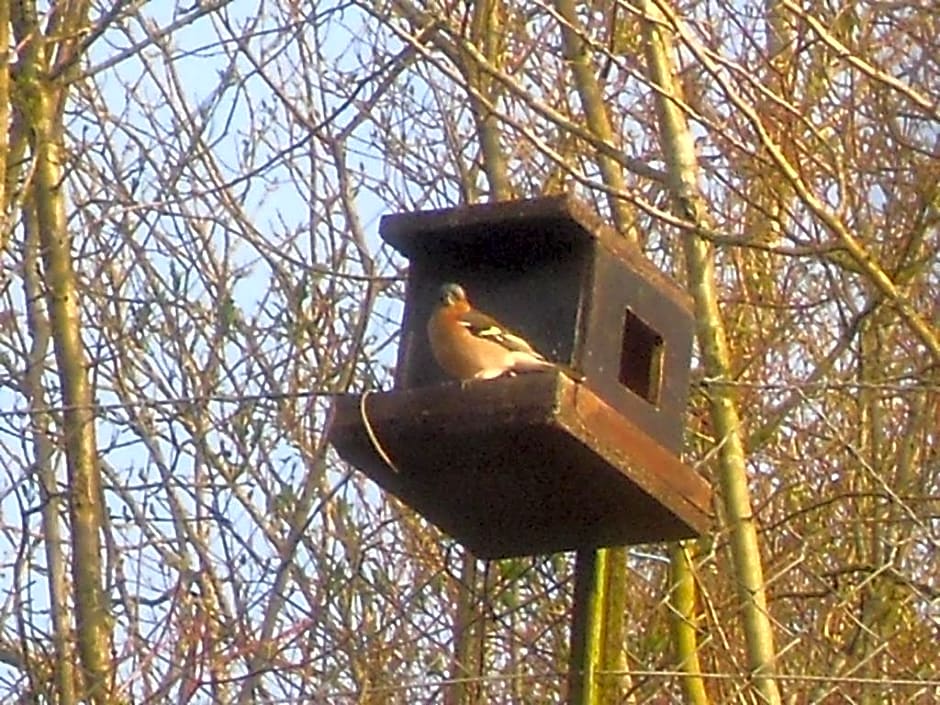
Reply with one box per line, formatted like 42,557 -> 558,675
568,549 -> 609,705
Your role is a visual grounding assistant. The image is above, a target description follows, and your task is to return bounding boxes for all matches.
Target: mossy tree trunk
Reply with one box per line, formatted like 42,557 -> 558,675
640,2 -> 783,703
10,1 -> 114,702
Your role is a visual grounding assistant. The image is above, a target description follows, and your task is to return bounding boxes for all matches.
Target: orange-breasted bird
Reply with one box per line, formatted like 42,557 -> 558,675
426,282 -> 584,382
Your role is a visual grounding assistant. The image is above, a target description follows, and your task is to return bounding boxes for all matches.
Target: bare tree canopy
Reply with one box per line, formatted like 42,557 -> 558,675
0,1 -> 936,703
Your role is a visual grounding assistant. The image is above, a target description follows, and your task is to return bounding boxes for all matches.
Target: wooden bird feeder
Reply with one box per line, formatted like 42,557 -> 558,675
330,195 -> 711,558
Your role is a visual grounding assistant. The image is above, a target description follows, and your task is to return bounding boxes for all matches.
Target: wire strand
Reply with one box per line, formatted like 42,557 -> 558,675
359,389 -> 400,473
0,388 -> 345,420
238,667 -> 940,702
1,377 -> 934,421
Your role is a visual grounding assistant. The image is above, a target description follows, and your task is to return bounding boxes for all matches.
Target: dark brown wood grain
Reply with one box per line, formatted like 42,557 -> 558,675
330,374 -> 712,558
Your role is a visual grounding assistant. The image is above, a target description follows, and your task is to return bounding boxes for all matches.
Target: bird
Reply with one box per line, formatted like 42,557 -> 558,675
426,282 -> 584,382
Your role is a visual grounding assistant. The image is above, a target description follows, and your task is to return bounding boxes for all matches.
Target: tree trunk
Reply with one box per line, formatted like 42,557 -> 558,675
640,2 -> 782,703
24,209 -> 78,705
32,83 -> 114,705
555,0 -> 638,245
13,2 -> 113,700
669,544 -> 709,705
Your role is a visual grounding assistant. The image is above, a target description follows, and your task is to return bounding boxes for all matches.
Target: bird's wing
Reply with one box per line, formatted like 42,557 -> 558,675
457,309 -> 545,357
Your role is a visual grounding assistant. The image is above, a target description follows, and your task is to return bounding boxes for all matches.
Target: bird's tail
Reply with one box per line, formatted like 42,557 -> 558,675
512,354 -> 585,382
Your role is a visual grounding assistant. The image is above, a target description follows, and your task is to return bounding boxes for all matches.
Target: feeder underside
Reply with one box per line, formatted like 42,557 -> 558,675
330,374 -> 711,558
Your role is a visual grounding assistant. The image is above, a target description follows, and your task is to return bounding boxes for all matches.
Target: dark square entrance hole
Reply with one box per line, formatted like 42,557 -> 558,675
619,309 -> 665,406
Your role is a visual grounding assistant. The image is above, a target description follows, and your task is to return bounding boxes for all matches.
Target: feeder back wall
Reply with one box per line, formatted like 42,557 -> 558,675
381,196 -> 694,454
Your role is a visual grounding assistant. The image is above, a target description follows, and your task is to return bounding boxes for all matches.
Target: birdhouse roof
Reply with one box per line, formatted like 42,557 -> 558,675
380,193 -> 692,314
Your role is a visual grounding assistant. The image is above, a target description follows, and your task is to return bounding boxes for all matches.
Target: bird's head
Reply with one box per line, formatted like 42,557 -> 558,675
437,282 -> 468,308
